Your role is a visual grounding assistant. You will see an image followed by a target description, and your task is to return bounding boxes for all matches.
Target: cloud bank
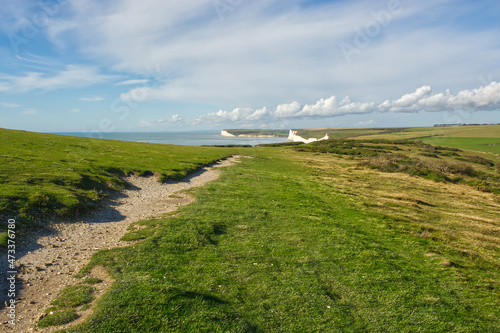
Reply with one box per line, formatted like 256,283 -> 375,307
195,82 -> 500,126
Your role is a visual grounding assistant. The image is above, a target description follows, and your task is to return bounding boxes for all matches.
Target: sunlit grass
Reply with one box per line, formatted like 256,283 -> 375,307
66,148 -> 499,332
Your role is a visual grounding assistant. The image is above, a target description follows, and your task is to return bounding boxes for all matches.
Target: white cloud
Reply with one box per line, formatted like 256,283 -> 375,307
195,107 -> 270,125
140,114 -> 184,128
379,82 -> 500,112
0,65 -> 116,92
69,108 -> 80,112
116,79 -> 149,85
168,114 -> 183,123
79,96 -> 104,102
0,102 -> 20,108
21,108 -> 38,115
297,96 -> 376,117
192,82 -> 500,127
275,101 -> 301,118
356,119 -> 376,126
39,0 -> 500,108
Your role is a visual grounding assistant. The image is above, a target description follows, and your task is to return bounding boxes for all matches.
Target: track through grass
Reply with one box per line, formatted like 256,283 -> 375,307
0,128 -> 237,228
65,149 -> 499,332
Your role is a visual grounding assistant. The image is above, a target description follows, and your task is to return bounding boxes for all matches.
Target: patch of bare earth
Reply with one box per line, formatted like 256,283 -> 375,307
0,156 -> 244,332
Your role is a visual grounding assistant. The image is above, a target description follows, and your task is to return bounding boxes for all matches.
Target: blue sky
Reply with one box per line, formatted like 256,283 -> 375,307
0,0 -> 499,132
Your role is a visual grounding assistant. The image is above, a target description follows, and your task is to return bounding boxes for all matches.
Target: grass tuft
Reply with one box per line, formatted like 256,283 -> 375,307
50,285 -> 94,309
38,310 -> 78,328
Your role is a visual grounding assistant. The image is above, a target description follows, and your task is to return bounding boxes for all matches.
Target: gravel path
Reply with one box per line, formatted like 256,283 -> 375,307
0,156 -> 243,332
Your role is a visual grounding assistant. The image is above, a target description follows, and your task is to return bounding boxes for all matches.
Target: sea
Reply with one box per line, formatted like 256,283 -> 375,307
52,131 -> 291,147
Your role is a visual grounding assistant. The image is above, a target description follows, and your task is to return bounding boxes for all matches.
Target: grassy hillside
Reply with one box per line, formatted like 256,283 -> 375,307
0,128 -> 237,227
57,147 -> 499,332
295,139 -> 500,194
357,125 -> 500,154
2,128 -> 498,331
419,137 -> 500,154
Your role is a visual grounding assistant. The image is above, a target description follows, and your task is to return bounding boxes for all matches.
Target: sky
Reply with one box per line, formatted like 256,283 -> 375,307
0,0 -> 499,133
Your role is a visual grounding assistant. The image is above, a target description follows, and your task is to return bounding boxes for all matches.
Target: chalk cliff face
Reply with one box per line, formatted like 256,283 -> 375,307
288,130 -> 329,143
221,130 -> 236,137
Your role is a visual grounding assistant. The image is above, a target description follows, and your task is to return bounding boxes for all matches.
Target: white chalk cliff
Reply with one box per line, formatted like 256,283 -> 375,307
221,130 -> 236,137
288,130 -> 329,143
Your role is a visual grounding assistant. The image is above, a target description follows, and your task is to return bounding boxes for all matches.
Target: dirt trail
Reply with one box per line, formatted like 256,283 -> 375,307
0,156 -> 243,332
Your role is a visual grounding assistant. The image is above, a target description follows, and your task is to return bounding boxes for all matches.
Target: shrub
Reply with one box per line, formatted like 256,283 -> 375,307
460,156 -> 495,167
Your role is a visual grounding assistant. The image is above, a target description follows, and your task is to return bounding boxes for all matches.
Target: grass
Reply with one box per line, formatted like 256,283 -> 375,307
294,139 -> 500,194
38,310 -> 79,328
50,285 -> 94,309
3,126 -> 498,331
420,137 -> 500,154
355,125 -> 500,154
82,277 -> 103,285
38,284 -> 95,328
64,148 -> 498,332
0,128 -> 239,229
358,124 -> 500,141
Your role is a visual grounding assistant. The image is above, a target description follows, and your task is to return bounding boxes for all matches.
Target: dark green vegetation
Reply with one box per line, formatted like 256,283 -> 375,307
62,147 -> 498,332
224,129 -> 289,137
0,128 -> 236,228
38,284 -> 94,328
296,139 -> 500,194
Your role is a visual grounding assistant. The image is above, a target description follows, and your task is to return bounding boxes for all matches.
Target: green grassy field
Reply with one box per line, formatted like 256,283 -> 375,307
0,128 -> 238,229
419,137 -> 500,154
1,127 -> 499,331
57,146 -> 499,332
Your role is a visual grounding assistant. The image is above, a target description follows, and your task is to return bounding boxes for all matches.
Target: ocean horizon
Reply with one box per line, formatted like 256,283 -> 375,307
51,130 -> 291,147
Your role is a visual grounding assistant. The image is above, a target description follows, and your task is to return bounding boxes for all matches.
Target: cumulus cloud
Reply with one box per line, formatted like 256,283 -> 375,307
140,114 -> 184,128
193,82 -> 500,127
299,96 -> 376,117
379,82 -> 500,112
356,119 -> 376,126
274,97 -> 375,119
275,101 -> 301,118
195,107 -> 270,125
